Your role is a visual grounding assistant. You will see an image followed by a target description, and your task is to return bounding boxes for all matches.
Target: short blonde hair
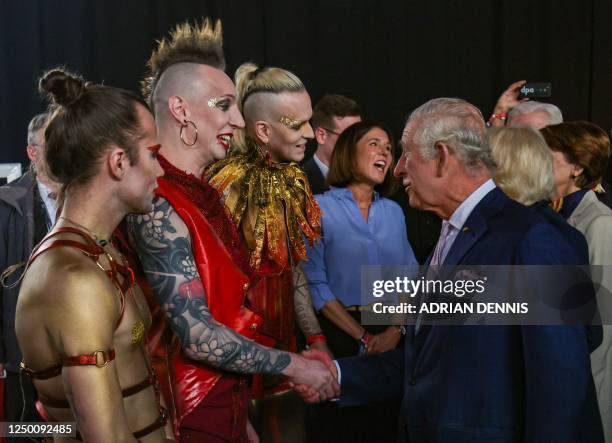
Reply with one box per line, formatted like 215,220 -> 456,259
230,63 -> 305,153
488,126 -> 554,205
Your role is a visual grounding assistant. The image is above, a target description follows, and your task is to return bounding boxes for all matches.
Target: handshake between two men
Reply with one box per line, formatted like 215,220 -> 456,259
287,349 -> 340,403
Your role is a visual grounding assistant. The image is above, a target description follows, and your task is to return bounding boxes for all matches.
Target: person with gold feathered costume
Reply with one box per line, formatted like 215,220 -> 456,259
121,18 -> 338,443
206,64 -> 332,441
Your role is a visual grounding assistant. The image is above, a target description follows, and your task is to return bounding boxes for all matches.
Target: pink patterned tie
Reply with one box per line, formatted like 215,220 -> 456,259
430,221 -> 454,266
416,221 -> 454,334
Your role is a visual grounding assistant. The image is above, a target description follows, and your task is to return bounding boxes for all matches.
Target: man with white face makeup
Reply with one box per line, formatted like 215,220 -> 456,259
127,19 -> 338,442
207,63 -> 337,441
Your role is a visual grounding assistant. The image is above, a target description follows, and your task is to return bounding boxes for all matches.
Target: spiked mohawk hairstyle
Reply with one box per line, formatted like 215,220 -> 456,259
141,18 -> 225,106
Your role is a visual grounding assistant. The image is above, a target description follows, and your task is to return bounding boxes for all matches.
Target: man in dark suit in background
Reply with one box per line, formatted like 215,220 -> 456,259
305,98 -> 603,442
0,112 -> 59,438
302,94 -> 361,194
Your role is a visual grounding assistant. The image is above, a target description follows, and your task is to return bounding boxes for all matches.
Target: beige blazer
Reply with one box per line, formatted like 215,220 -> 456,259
568,190 -> 612,441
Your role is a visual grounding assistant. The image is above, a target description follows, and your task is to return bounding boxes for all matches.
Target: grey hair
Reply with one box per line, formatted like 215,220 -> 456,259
406,98 -> 495,174
27,112 -> 49,145
507,101 -> 563,125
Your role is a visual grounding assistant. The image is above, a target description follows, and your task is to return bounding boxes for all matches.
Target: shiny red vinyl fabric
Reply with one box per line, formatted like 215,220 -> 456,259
124,155 -> 264,440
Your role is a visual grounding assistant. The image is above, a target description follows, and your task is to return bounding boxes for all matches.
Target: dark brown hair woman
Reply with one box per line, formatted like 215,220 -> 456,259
541,121 -> 612,441
302,120 -> 418,442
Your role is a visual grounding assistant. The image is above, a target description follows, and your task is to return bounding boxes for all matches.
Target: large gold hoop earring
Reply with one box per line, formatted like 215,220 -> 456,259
180,120 -> 198,146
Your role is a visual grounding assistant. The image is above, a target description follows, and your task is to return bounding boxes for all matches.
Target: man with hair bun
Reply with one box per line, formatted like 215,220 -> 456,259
14,68 -> 172,442
128,18 -> 337,442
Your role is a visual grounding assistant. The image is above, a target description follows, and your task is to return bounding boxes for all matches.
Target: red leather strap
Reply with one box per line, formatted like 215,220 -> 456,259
20,361 -> 62,380
29,239 -> 103,264
28,226 -> 132,329
36,368 -> 157,410
121,369 -> 156,398
133,406 -> 168,439
63,349 -> 115,367
29,227 -> 101,263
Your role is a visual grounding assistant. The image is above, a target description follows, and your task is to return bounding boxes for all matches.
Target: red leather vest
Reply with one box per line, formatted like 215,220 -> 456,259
139,156 -> 262,435
156,177 -> 262,421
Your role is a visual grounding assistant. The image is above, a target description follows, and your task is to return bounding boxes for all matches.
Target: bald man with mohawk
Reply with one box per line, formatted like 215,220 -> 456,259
125,18 -> 338,442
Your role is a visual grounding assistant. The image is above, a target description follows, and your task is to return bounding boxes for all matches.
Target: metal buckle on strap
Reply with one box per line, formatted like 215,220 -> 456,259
93,350 -> 111,368
19,361 -> 32,375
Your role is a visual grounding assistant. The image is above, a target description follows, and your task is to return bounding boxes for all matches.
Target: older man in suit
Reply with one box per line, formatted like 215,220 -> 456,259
302,98 -> 603,442
0,112 -> 59,438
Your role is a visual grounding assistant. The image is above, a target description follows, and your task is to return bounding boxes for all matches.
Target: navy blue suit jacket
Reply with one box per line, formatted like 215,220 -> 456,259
301,156 -> 328,195
338,188 -> 603,442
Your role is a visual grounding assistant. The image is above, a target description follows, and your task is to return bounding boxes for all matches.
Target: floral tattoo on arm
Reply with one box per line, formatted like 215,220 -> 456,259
127,197 -> 290,374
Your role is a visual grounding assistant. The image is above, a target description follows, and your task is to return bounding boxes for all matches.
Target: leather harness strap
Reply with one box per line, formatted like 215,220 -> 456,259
28,226 -> 131,327
63,349 -> 116,368
22,227 -> 165,440
20,226 -> 133,382
35,400 -> 168,442
20,349 -> 115,381
33,367 -> 158,409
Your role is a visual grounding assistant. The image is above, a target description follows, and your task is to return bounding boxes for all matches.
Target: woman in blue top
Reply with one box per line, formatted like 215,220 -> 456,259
302,120 -> 417,442
303,120 -> 417,355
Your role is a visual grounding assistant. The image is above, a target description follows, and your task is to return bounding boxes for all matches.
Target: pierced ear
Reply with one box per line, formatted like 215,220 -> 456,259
254,121 -> 271,145
108,147 -> 128,180
314,127 -> 327,145
433,141 -> 451,177
168,95 -> 189,125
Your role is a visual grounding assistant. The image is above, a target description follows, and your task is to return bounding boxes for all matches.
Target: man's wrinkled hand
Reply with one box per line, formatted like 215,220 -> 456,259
302,348 -> 336,376
287,350 -> 339,402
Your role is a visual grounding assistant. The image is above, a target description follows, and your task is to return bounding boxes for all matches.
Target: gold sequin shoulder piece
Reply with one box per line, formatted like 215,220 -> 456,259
206,150 -> 321,272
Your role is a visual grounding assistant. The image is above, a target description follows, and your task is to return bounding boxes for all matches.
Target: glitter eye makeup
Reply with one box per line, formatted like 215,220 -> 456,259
279,115 -> 307,131
207,96 -> 231,110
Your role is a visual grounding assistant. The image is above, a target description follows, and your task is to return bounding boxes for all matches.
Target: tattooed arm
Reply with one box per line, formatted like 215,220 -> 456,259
293,265 -> 332,356
127,197 -> 338,397
293,265 -> 323,337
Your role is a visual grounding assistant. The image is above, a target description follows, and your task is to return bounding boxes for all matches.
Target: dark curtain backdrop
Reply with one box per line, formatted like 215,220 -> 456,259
2,0 -> 611,170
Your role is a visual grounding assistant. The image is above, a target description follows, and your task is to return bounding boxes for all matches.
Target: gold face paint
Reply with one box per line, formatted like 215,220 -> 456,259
280,115 -> 308,131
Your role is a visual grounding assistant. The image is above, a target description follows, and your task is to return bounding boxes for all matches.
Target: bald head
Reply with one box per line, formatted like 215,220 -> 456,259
152,63 -> 229,121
